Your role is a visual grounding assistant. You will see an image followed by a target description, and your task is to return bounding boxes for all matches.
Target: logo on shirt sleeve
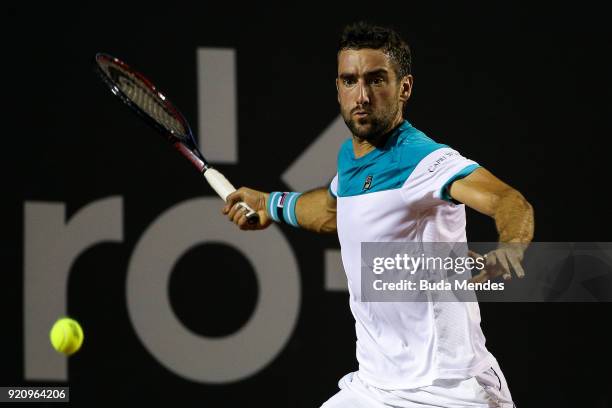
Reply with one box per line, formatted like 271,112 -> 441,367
428,151 -> 460,172
363,175 -> 373,190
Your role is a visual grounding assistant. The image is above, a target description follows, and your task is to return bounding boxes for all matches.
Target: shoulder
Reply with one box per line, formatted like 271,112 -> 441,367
395,122 -> 448,167
336,137 -> 357,169
338,137 -> 353,156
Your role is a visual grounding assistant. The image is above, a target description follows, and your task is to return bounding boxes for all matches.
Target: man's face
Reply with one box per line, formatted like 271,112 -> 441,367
336,48 -> 411,141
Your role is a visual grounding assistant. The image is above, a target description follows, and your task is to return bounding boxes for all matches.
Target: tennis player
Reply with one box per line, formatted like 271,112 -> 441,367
223,22 -> 533,407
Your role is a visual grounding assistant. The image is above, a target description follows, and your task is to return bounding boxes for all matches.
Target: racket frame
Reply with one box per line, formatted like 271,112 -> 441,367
94,52 -> 260,224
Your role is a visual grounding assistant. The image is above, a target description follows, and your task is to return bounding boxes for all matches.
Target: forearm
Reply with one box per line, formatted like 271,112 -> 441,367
494,190 -> 534,244
295,188 -> 337,233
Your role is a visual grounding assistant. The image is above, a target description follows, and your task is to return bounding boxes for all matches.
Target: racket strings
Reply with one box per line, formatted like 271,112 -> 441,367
106,64 -> 186,137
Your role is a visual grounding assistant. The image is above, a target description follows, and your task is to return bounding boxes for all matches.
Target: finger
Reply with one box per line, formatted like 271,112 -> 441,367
245,211 -> 259,225
497,252 -> 512,280
484,252 -> 506,279
228,202 -> 244,222
255,210 -> 269,228
225,190 -> 243,209
469,270 -> 489,284
231,205 -> 248,224
237,213 -> 252,230
508,253 -> 526,278
227,203 -> 237,221
237,202 -> 255,217
468,250 -> 483,259
486,252 -> 497,267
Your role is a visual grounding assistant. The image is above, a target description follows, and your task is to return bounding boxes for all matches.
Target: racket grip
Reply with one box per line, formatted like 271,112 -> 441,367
203,168 -> 259,224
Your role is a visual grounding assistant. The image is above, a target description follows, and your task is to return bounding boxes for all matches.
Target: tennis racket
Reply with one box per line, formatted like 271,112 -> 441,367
94,52 -> 258,224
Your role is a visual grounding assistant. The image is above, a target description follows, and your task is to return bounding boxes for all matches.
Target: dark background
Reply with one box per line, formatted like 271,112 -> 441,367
4,3 -> 611,407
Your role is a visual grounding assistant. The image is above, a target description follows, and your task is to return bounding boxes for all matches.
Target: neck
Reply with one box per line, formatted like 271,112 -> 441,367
352,116 -> 404,159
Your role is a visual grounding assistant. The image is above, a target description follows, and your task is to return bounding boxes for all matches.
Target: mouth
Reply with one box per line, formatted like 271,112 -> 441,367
353,110 -> 370,118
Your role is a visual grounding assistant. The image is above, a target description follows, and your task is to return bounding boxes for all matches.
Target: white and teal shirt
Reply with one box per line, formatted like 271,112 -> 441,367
329,120 -> 493,390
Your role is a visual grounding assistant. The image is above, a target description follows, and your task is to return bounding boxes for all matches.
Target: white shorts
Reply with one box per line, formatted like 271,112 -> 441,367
321,357 -> 515,408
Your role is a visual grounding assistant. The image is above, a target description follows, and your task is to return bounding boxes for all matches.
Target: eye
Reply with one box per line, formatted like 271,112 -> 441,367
342,77 -> 356,86
370,76 -> 385,85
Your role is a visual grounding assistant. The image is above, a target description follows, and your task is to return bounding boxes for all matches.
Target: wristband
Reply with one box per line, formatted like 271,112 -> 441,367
267,192 -> 302,227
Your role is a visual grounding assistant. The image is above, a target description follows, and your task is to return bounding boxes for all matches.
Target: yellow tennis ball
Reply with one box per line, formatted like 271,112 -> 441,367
50,317 -> 84,356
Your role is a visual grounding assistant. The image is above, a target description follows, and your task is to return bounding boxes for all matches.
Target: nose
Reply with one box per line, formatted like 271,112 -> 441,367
356,80 -> 370,106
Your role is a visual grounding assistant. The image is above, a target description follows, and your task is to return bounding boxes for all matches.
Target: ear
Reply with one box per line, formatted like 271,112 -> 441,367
399,74 -> 413,104
335,77 -> 340,103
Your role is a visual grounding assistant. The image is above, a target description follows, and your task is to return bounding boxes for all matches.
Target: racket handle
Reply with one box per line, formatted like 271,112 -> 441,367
203,168 -> 259,224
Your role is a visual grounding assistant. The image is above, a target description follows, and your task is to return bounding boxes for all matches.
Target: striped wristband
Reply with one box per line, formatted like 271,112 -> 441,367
267,192 -> 302,227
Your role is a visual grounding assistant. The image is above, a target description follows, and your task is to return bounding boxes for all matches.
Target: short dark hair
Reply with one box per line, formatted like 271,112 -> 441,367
338,22 -> 412,78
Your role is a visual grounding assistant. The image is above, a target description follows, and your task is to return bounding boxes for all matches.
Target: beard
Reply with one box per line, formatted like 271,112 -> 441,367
342,103 -> 401,142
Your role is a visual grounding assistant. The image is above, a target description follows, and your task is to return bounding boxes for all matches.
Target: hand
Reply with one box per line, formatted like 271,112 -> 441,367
469,243 -> 526,283
222,187 -> 273,230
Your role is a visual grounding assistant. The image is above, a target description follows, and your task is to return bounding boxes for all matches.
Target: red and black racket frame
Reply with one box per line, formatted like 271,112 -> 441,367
94,53 -> 210,174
